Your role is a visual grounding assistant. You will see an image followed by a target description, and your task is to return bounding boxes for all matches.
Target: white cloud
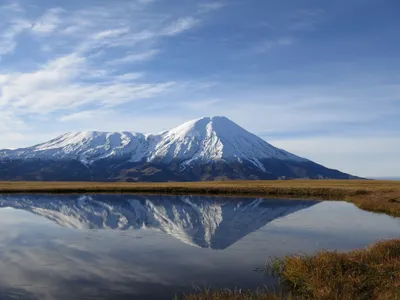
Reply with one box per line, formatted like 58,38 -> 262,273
32,8 -> 64,35
59,109 -> 112,123
161,17 -> 199,36
198,2 -> 226,13
0,2 -> 23,13
0,110 -> 28,149
92,28 -> 130,40
0,19 -> 31,56
0,111 -> 26,132
114,73 -> 144,81
108,49 -> 160,64
0,53 -> 175,113
0,1 -> 213,150
57,110 -> 194,135
0,2 -> 207,118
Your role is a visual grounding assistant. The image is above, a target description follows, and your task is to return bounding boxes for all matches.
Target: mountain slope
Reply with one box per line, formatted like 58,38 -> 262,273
0,116 -> 357,181
0,194 -> 318,249
148,116 -> 305,168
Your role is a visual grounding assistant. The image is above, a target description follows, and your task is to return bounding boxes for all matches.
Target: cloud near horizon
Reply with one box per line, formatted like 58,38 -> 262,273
0,0 -> 399,177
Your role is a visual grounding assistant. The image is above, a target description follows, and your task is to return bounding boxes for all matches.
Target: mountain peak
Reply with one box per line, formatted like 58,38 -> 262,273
0,116 -> 356,181
1,116 -> 306,169
197,116 -> 232,122
186,116 -> 239,128
149,116 -> 305,167
166,116 -> 241,138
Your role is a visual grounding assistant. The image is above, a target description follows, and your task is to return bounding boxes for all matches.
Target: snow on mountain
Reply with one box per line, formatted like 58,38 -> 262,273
0,116 -> 306,171
2,131 -> 150,164
0,195 -> 317,249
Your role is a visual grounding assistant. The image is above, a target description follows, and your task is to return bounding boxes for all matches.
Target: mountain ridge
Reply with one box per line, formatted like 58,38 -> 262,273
0,116 -> 358,181
1,116 -> 306,167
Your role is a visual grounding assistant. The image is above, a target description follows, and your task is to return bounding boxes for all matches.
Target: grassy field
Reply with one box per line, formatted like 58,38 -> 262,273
183,239 -> 400,300
0,180 -> 399,216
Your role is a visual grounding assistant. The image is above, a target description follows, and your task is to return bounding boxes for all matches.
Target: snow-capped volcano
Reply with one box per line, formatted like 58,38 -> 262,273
0,116 -> 357,181
150,116 -> 305,169
1,117 -> 305,168
0,194 -> 317,249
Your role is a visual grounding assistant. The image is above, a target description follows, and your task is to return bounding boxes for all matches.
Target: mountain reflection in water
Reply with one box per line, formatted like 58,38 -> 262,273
0,194 -> 398,300
0,195 -> 317,249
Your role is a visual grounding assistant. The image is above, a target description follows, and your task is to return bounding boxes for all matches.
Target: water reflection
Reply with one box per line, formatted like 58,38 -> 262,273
0,195 -> 397,300
0,195 -> 317,249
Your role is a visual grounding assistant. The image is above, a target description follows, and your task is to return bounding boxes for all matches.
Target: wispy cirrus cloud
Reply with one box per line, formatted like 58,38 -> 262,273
0,53 -> 176,114
108,49 -> 161,65
161,17 -> 199,36
0,3 -> 31,57
59,109 -> 115,123
91,28 -> 130,41
0,21 -> 30,56
198,2 -> 226,13
0,0 -> 211,118
32,8 -> 64,35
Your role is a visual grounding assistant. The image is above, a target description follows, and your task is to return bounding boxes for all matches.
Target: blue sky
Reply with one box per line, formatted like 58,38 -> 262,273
0,0 -> 399,177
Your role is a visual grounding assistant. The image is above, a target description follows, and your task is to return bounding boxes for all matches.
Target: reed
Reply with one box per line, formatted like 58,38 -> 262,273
182,239 -> 400,300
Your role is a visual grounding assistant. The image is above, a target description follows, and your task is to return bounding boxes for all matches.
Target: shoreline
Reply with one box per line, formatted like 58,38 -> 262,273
0,180 -> 399,217
183,239 -> 400,300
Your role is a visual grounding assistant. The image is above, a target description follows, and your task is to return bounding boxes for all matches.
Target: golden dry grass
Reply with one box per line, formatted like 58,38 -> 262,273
182,239 -> 400,300
275,239 -> 400,300
181,289 -> 289,300
0,180 -> 399,216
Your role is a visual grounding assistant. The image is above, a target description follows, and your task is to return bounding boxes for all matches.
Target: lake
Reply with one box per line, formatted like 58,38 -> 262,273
0,194 -> 398,299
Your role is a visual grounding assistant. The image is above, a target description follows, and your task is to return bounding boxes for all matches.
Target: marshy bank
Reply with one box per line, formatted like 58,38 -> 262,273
182,239 -> 400,300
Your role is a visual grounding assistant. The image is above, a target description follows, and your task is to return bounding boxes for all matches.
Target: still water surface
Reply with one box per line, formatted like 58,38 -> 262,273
0,194 -> 398,299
